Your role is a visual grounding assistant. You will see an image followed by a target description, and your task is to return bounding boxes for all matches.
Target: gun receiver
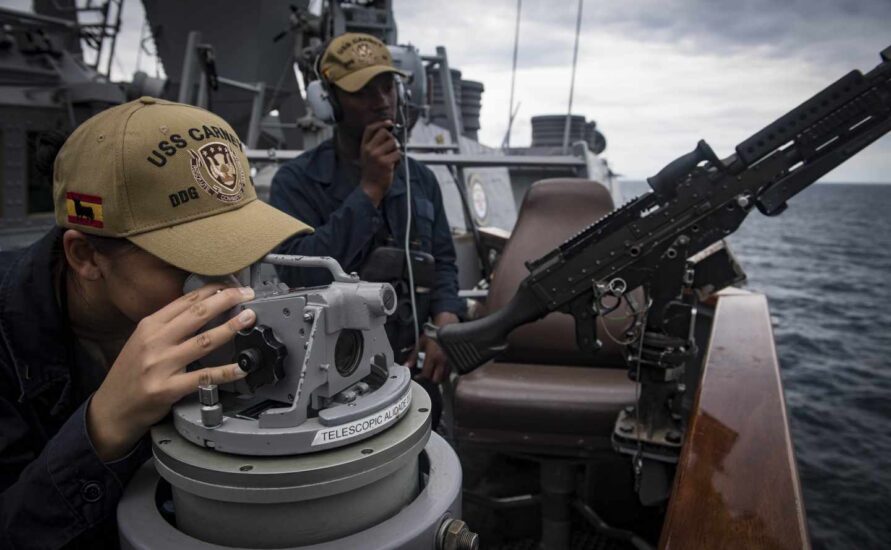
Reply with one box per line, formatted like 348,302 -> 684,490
437,45 -> 891,375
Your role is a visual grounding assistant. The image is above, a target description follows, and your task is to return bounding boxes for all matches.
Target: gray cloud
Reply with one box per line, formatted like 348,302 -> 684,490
5,0 -> 888,181
395,0 -> 890,181
396,0 -> 890,71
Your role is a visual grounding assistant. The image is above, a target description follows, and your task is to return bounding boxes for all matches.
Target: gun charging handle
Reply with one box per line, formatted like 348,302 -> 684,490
647,140 -> 721,198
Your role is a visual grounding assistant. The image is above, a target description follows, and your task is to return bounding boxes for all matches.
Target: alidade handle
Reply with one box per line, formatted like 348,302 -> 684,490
263,254 -> 359,283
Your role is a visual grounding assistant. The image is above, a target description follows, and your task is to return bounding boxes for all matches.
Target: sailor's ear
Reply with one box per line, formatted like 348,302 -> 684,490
62,229 -> 102,281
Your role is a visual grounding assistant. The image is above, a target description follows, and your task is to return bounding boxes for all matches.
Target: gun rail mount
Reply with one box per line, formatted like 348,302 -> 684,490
435,45 -> 891,480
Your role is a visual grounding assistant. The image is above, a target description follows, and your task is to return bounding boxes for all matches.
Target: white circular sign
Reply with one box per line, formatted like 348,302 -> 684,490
470,177 -> 488,223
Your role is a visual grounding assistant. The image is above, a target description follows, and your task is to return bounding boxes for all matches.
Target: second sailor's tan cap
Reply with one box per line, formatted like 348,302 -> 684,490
53,96 -> 312,276
320,33 -> 409,92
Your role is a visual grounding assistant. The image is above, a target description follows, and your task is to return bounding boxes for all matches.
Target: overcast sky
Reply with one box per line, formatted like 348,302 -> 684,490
7,0 -> 890,182
394,0 -> 891,183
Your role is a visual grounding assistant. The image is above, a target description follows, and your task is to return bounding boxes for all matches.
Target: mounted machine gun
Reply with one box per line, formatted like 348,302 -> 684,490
433,45 -> 891,477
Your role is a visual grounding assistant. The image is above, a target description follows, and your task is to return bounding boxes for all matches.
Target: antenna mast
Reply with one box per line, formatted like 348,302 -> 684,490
504,0 -> 522,149
562,0 -> 584,153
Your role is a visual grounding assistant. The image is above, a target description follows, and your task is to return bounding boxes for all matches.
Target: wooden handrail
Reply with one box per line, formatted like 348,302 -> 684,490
660,292 -> 810,549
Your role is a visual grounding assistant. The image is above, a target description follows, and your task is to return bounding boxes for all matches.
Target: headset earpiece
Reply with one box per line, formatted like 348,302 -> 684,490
306,79 -> 340,124
306,40 -> 341,124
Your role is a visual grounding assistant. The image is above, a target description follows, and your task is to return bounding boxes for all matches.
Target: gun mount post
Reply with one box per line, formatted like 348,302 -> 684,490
612,233 -> 698,500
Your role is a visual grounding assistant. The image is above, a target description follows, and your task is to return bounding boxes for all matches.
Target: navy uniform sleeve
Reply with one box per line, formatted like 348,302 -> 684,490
270,162 -> 384,287
417,162 -> 464,317
0,392 -> 149,550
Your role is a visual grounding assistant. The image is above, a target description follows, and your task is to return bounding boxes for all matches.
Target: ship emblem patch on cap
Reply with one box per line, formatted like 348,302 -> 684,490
65,192 -> 104,228
188,141 -> 245,203
354,42 -> 373,60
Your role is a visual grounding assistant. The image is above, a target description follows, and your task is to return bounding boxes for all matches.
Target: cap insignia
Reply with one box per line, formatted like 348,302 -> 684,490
65,192 -> 104,228
188,141 -> 245,203
354,42 -> 373,61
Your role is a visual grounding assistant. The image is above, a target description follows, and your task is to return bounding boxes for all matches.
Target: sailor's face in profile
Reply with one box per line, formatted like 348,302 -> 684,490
82,236 -> 190,324
336,73 -> 398,135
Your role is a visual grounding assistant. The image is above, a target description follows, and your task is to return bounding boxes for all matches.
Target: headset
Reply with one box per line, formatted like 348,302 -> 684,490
305,43 -> 341,124
305,42 -> 409,126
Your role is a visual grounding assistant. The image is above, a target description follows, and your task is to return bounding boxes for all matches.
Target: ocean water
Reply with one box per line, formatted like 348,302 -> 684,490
622,181 -> 891,549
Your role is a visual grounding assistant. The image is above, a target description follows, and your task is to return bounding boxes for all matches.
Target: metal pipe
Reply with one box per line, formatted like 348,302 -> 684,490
0,7 -> 78,28
413,153 -> 584,168
178,31 -> 202,104
246,82 -> 266,149
243,149 -> 587,167
103,0 -> 124,79
197,69 -> 208,109
217,77 -> 264,92
435,46 -> 464,147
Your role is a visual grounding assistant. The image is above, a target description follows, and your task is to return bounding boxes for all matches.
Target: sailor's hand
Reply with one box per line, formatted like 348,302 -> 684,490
409,312 -> 459,384
419,336 -> 450,384
360,119 -> 401,207
86,284 -> 257,461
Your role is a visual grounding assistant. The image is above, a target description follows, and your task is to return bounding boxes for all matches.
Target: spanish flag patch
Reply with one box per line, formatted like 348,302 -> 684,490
66,192 -> 104,228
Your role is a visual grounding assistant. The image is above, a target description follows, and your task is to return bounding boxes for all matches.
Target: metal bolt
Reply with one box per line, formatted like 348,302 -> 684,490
201,404 -> 223,428
736,194 -> 751,208
438,519 -> 479,550
303,311 -> 314,323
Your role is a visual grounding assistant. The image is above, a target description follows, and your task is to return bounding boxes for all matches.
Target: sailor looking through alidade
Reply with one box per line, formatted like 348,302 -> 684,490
0,98 -> 312,548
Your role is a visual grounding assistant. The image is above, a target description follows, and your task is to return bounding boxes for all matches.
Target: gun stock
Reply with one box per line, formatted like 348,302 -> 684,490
435,284 -> 547,374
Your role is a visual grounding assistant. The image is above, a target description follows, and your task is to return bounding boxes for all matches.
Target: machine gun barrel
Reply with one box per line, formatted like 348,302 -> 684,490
438,45 -> 891,375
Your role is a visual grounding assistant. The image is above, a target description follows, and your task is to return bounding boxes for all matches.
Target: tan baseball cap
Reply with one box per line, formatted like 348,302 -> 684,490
53,97 -> 313,276
320,33 -> 408,92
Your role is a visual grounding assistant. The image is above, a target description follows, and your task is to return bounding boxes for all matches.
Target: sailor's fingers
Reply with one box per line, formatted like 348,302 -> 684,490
168,364 -> 248,402
378,149 -> 402,168
173,308 -> 257,366
420,352 -> 436,381
152,283 -> 226,324
368,125 -> 396,149
362,120 -> 394,147
163,286 -> 255,342
431,358 -> 450,384
403,345 -> 419,370
370,136 -> 399,158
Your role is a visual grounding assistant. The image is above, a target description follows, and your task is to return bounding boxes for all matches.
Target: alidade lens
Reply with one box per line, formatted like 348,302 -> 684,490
334,329 -> 363,377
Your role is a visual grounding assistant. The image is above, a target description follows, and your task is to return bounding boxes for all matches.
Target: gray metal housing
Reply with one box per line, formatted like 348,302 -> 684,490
119,385 -> 464,549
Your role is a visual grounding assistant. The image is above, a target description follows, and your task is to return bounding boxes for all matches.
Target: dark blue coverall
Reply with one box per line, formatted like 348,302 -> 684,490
269,138 -> 464,333
0,229 -> 150,549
